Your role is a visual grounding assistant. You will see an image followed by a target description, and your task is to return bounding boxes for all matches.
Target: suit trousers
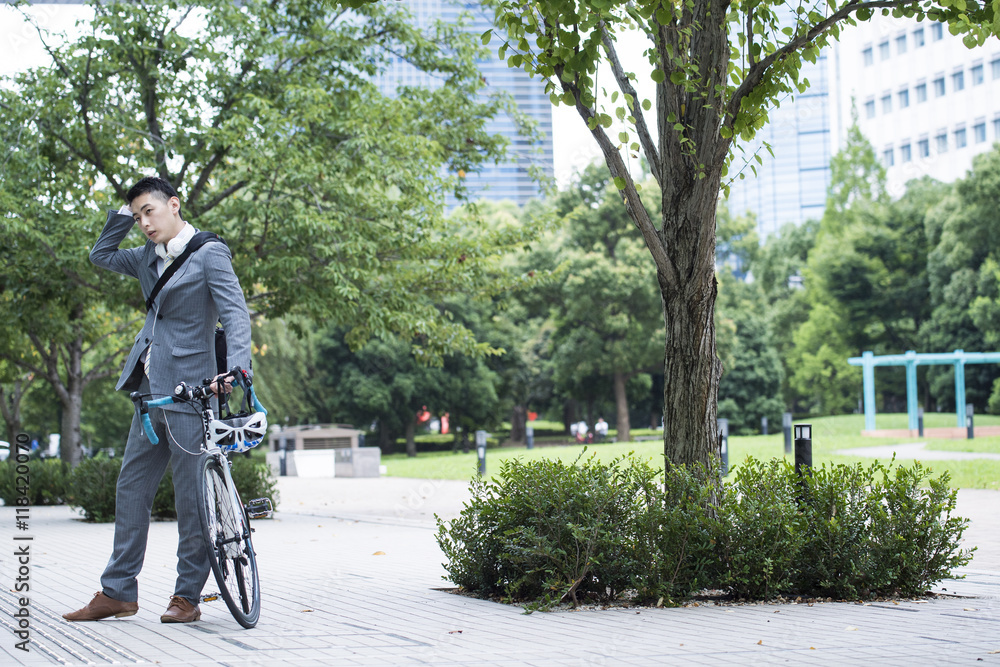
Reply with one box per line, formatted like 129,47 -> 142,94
101,378 -> 210,605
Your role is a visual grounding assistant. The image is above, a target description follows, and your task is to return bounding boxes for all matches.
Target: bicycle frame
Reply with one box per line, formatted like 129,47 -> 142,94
130,368 -> 269,627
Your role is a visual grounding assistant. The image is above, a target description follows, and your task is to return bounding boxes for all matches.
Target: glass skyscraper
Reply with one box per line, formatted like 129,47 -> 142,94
379,0 -> 554,205
724,51 -> 833,238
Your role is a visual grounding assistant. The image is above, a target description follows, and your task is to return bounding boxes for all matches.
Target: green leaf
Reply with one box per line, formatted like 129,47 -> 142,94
613,176 -> 626,189
481,29 -> 492,46
650,69 -> 666,83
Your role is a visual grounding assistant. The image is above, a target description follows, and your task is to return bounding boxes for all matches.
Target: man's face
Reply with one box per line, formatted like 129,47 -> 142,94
131,192 -> 183,244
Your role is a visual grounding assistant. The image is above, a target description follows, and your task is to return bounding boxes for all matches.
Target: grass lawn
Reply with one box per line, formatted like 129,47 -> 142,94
380,413 -> 1000,490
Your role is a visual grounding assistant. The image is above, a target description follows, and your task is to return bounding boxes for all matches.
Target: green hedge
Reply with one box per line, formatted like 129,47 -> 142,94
436,454 -> 973,609
66,455 -> 280,523
0,458 -> 70,506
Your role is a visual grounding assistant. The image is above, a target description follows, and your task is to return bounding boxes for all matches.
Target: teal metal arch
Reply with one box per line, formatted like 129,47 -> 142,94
847,350 -> 1000,432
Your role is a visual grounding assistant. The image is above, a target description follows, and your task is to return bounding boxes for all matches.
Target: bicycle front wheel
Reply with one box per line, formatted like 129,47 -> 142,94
197,454 -> 260,628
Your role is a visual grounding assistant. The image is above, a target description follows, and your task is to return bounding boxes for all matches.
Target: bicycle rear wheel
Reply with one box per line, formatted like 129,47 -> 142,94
197,454 -> 260,628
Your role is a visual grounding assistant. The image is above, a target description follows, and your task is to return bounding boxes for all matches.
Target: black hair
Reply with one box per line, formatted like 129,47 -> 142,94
126,177 -> 182,215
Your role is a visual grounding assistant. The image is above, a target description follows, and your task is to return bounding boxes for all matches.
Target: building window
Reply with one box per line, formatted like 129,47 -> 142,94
934,77 -> 946,97
879,41 -> 891,60
863,47 -> 874,66
975,122 -> 987,143
864,99 -> 876,119
913,28 -> 925,47
993,58 -> 1000,80
955,127 -> 967,148
896,34 -> 907,54
918,138 -> 930,158
915,82 -> 928,103
883,147 -> 895,166
900,143 -> 912,162
898,89 -> 910,108
972,64 -> 984,85
952,71 -> 965,91
881,93 -> 892,113
995,117 -> 1000,139
932,23 -> 943,41
936,133 -> 948,153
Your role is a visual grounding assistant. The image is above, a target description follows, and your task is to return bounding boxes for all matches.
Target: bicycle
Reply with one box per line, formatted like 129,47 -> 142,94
130,367 -> 272,629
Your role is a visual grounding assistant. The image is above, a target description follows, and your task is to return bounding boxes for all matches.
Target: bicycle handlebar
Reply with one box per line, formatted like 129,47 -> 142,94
130,366 -> 263,444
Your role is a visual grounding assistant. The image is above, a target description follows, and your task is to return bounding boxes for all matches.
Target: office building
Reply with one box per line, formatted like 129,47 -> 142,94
832,16 -> 1000,197
379,0 -> 554,205
725,43 -> 833,238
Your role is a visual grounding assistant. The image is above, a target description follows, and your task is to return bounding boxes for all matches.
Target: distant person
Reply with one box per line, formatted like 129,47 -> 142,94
575,420 -> 589,444
595,417 -> 608,443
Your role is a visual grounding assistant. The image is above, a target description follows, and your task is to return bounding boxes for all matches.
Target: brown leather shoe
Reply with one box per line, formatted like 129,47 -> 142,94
63,592 -> 138,621
160,595 -> 201,623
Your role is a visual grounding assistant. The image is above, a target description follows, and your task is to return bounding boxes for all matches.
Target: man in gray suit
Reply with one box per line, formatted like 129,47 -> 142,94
64,177 -> 253,623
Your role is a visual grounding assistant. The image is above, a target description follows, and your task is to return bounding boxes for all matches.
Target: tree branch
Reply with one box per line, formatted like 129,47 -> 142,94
554,67 -> 678,289
600,22 -> 661,186
725,0 -> 903,138
196,180 -> 248,218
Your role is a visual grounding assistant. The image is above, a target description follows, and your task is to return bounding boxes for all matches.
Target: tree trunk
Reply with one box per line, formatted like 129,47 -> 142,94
377,423 -> 395,455
405,415 -> 417,458
58,337 -> 86,467
510,404 -> 526,444
612,371 -> 631,443
658,185 -> 723,469
562,399 -> 578,435
0,375 -> 33,445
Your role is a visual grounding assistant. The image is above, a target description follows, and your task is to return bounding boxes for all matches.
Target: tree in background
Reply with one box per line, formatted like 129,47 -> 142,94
313,322 -> 499,457
715,209 -> 784,434
486,0 -> 1000,466
786,121 -> 896,415
549,164 -> 662,442
0,0 -> 536,463
922,149 -> 1000,410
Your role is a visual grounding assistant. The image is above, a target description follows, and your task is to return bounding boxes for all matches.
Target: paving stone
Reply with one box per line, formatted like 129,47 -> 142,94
1,478 -> 998,665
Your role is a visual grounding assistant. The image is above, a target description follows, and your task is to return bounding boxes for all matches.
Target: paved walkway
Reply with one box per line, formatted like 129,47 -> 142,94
1,477 -> 999,666
838,441 -> 1000,461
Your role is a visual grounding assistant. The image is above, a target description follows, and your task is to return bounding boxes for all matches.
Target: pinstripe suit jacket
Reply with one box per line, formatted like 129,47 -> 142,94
90,210 -> 253,408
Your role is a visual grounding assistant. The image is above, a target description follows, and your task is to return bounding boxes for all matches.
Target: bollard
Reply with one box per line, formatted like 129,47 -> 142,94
794,424 -> 812,477
717,418 -> 729,477
525,426 -> 534,450
279,438 -> 287,477
761,415 -> 768,436
918,407 -> 924,437
782,412 -> 793,455
475,430 -> 488,476
966,404 -> 974,440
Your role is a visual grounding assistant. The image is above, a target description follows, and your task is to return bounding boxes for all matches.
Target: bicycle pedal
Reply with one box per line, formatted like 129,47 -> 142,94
246,497 -> 273,519
201,593 -> 220,603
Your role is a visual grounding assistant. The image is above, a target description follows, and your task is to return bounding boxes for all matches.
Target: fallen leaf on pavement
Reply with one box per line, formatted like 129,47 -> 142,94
845,626 -> 858,631
300,609 -> 313,613
757,640 -> 763,645
448,630 -> 463,634
373,551 -> 386,555
964,608 -> 978,612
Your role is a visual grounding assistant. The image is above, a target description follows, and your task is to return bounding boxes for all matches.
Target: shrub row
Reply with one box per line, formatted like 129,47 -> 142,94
435,453 -> 973,609
0,456 -> 279,523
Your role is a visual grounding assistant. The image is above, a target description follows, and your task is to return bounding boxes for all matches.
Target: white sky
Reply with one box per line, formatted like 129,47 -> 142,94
0,4 -> 652,190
